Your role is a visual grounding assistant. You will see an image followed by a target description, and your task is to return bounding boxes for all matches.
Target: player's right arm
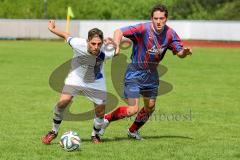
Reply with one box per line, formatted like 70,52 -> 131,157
48,20 -> 69,40
114,23 -> 144,54
113,29 -> 123,55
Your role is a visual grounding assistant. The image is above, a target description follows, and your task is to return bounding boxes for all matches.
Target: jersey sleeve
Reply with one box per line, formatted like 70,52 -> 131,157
67,37 -> 86,51
120,23 -> 144,42
101,44 -> 116,60
168,29 -> 183,54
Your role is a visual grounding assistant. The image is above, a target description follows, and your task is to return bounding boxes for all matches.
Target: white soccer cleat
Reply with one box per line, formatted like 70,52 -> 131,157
98,118 -> 109,136
127,129 -> 143,140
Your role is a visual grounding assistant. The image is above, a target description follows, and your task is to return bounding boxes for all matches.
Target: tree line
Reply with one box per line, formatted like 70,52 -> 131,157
0,0 -> 239,20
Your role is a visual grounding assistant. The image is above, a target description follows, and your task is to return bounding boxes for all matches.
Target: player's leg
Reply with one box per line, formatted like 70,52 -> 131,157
91,103 -> 105,144
42,85 -> 75,145
104,98 -> 139,122
98,98 -> 139,137
128,87 -> 157,140
104,83 -> 141,122
127,98 -> 156,140
99,84 -> 140,136
52,94 -> 73,133
129,97 -> 155,130
80,82 -> 107,143
42,94 -> 73,144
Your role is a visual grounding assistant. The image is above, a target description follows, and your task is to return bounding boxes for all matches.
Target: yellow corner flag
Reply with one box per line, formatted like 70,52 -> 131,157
65,6 -> 74,42
67,6 -> 75,18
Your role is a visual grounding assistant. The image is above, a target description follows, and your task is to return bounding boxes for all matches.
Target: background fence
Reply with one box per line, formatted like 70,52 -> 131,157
0,19 -> 239,41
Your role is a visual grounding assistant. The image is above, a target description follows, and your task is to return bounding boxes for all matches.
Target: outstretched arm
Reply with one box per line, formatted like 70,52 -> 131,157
113,29 -> 123,55
176,47 -> 192,58
48,20 -> 70,40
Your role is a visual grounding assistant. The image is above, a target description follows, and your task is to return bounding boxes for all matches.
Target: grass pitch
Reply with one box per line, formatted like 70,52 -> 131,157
0,40 -> 239,160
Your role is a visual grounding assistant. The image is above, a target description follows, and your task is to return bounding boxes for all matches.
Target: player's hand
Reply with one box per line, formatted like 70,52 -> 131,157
104,37 -> 119,56
104,37 -> 116,46
183,47 -> 192,56
48,20 -> 56,31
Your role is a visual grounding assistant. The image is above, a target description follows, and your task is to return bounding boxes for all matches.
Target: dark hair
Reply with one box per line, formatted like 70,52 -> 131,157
88,28 -> 103,41
151,4 -> 168,18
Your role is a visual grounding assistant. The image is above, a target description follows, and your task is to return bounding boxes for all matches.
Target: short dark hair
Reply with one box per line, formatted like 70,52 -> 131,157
151,4 -> 168,18
88,28 -> 103,41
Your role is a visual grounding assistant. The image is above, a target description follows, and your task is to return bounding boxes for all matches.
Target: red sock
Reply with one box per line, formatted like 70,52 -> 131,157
129,107 -> 151,133
105,106 -> 128,122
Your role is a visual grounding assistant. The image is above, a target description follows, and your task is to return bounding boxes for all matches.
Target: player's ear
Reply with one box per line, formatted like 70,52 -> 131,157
165,15 -> 169,21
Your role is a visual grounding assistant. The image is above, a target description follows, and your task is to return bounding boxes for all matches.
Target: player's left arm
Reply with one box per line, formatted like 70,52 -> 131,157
176,47 -> 192,58
169,29 -> 192,58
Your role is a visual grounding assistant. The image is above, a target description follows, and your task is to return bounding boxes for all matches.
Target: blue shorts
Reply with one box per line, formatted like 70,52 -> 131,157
124,83 -> 158,99
123,63 -> 159,99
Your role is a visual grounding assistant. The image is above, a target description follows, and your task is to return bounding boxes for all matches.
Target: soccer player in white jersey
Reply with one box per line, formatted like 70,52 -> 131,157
42,20 -> 116,144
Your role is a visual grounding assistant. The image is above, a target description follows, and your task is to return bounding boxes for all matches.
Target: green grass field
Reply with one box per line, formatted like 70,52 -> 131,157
0,40 -> 240,160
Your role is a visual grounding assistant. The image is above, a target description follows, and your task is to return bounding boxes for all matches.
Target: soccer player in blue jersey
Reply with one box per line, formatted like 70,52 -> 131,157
100,4 -> 192,140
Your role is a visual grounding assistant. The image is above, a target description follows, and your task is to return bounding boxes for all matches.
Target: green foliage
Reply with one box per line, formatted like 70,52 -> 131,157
0,0 -> 44,18
0,0 -> 239,20
171,0 -> 240,20
214,0 -> 240,20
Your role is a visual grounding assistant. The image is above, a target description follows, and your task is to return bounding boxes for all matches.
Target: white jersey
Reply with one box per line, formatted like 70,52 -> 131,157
64,37 -> 115,92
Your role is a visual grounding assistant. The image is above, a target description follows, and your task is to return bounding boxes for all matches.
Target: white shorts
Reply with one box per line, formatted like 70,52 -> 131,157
63,73 -> 107,105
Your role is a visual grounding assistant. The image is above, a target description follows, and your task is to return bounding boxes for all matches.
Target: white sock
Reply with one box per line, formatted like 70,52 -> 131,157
94,117 -> 104,130
91,130 -> 97,137
52,122 -> 60,133
92,117 -> 104,136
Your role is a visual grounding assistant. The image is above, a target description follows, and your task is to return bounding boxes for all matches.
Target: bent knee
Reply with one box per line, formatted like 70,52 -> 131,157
145,105 -> 155,113
95,110 -> 105,118
95,104 -> 105,118
57,99 -> 71,109
127,106 -> 139,116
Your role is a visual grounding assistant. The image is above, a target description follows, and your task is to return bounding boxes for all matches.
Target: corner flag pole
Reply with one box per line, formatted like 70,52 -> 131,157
65,6 -> 74,42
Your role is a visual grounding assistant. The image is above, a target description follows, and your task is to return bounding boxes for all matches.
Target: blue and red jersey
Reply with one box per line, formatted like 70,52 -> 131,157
120,22 -> 183,65
120,22 -> 183,89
